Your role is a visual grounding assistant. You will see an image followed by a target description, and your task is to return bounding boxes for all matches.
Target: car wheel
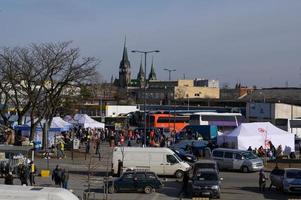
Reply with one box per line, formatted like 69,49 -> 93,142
241,166 -> 249,173
175,170 -> 184,179
108,185 -> 115,194
144,186 -> 153,194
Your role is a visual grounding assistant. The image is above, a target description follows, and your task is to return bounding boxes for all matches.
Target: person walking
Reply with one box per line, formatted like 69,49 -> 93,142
61,169 -> 69,189
259,169 -> 268,192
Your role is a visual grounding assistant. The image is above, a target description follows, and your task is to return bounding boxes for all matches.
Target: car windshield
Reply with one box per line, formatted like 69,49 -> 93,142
195,163 -> 215,169
195,172 -> 218,181
241,152 -> 257,160
287,170 -> 301,179
173,153 -> 183,162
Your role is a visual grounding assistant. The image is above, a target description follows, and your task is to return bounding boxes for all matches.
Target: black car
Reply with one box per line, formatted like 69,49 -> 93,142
192,169 -> 222,199
172,140 -> 208,157
172,148 -> 197,163
192,160 -> 219,175
107,171 -> 163,194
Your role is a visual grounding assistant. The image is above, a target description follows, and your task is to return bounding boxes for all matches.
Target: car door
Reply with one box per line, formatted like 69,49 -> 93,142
212,150 -> 224,169
223,152 -> 234,169
117,173 -> 136,192
164,154 -> 180,175
233,153 -> 244,170
149,153 -> 164,175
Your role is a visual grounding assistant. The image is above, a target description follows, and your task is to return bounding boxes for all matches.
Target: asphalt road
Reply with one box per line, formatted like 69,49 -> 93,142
3,143 -> 300,200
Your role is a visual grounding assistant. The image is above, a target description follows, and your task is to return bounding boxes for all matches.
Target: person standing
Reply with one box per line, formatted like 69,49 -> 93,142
4,172 -> 13,185
29,161 -> 36,186
181,170 -> 189,195
259,169 -> 267,192
52,165 -> 62,186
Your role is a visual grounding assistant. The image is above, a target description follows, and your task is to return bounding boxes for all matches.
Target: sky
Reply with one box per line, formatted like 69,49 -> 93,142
1,0 -> 301,88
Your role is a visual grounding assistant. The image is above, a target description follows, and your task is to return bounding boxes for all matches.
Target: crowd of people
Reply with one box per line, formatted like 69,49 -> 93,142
247,141 -> 296,160
2,160 -> 36,186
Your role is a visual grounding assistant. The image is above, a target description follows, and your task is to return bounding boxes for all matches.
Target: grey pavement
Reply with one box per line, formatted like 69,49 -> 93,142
1,143 -> 298,200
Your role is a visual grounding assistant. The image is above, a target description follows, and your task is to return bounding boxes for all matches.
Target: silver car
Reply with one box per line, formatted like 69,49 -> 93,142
211,148 -> 263,172
270,168 -> 301,193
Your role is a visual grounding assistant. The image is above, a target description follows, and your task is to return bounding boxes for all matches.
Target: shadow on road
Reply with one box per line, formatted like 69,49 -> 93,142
69,170 -> 109,176
239,186 -> 292,200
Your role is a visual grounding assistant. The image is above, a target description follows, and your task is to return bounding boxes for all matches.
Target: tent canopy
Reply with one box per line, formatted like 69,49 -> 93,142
72,114 -> 105,129
15,117 -> 73,132
218,122 -> 295,153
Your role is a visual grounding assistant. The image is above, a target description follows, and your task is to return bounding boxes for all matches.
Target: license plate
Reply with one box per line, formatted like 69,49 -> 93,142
202,192 -> 211,195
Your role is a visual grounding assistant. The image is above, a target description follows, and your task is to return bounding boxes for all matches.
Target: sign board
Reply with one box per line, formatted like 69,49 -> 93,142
73,139 -> 80,150
248,103 -> 271,119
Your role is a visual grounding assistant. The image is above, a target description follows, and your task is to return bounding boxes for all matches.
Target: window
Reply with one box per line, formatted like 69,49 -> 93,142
146,173 -> 157,179
235,153 -> 242,160
122,173 -> 133,180
212,151 -> 223,158
166,155 -> 178,164
224,152 -> 233,159
194,93 -> 200,97
135,173 -> 146,180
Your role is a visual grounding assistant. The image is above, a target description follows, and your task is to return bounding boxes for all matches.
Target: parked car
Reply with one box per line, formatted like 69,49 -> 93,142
211,148 -> 263,172
192,169 -> 222,198
172,140 -> 208,157
192,160 -> 219,176
270,168 -> 301,193
107,171 -> 163,194
172,148 -> 197,163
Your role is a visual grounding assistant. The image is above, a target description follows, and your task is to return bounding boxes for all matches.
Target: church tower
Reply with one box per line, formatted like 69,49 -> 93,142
137,56 -> 145,88
118,39 -> 131,88
148,56 -> 157,80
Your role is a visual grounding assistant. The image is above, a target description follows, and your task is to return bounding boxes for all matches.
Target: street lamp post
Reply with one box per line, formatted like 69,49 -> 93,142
132,49 -> 160,147
164,68 -> 176,81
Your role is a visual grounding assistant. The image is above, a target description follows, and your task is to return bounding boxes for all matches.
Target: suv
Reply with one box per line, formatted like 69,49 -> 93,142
107,171 -> 162,194
192,169 -> 222,199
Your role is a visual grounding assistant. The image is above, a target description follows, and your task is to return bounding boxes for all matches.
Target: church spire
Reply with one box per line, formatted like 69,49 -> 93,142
148,56 -> 157,80
118,37 -> 131,88
137,56 -> 145,79
137,55 -> 145,87
121,36 -> 129,66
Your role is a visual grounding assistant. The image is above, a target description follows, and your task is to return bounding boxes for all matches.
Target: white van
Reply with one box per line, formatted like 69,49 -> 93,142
112,147 -> 191,178
0,185 -> 79,200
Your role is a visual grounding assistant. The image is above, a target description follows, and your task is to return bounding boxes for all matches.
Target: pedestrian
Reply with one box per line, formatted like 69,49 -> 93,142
95,137 -> 101,155
259,169 -> 267,192
61,169 -> 69,189
29,161 -> 36,186
19,165 -> 28,186
52,165 -> 62,186
4,172 -> 13,185
181,170 -> 189,195
247,146 -> 252,151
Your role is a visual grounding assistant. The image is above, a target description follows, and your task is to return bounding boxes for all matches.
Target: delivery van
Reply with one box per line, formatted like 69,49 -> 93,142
112,147 -> 191,178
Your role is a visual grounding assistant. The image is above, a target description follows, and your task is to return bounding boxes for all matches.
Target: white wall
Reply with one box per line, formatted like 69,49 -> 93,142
105,105 -> 139,117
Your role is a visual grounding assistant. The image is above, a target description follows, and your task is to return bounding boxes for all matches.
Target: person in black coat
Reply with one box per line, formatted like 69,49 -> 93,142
4,172 -> 13,185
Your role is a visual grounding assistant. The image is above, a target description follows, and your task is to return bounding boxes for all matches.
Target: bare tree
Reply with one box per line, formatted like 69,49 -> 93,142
0,42 -> 99,146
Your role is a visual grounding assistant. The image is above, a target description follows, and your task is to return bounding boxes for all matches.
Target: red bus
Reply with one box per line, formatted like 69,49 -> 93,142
147,113 -> 189,133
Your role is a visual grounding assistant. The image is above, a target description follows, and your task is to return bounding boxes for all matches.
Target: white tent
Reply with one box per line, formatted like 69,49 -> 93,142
73,114 -> 105,129
218,122 -> 295,153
